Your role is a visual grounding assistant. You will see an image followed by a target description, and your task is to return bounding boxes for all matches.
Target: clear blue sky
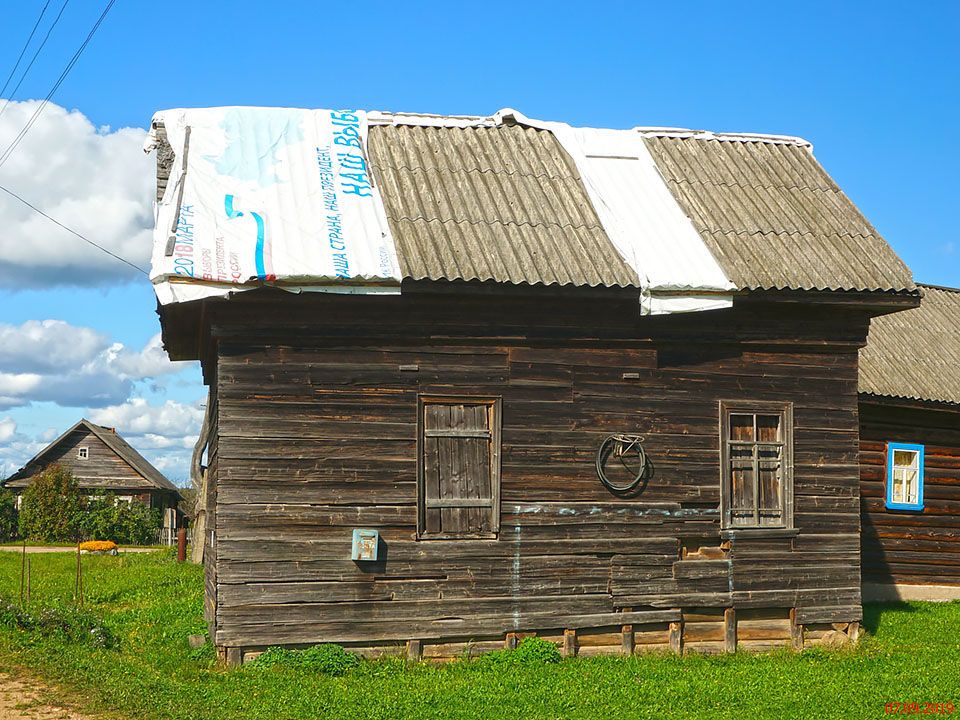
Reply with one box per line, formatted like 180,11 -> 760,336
0,0 -> 957,480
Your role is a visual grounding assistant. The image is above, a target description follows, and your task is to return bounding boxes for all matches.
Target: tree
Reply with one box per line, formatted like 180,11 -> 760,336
18,465 -> 84,542
0,490 -> 17,541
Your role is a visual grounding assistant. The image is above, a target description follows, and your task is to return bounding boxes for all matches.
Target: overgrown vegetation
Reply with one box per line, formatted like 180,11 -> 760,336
0,596 -> 117,648
252,644 -> 361,676
79,494 -> 162,545
0,551 -> 958,719
474,636 -> 562,666
17,465 -> 84,542
15,464 -> 161,544
0,489 -> 17,541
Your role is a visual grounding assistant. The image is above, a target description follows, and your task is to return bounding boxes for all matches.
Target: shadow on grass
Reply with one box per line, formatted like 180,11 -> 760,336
862,601 -> 916,635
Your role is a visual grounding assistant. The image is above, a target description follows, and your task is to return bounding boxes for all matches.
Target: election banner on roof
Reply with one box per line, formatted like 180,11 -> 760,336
146,107 -> 401,304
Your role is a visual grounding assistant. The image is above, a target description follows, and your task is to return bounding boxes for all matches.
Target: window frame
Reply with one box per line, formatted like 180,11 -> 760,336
416,394 -> 502,541
77,446 -> 89,460
885,442 -> 925,512
719,400 -> 794,532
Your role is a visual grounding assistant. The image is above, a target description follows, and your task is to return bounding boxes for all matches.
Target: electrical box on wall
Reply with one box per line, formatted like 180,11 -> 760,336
351,528 -> 379,561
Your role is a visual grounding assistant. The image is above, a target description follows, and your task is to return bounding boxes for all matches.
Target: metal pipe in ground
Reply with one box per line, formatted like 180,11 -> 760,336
177,527 -> 187,562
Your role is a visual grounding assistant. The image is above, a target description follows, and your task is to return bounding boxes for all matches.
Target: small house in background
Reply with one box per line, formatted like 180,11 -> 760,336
859,285 -> 960,600
147,107 -> 920,664
3,419 -> 183,537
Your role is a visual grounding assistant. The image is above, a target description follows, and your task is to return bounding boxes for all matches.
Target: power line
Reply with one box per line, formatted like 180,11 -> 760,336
0,0 -> 115,170
0,181 -> 149,276
0,0 -> 143,277
0,0 -> 53,102
0,0 -> 72,121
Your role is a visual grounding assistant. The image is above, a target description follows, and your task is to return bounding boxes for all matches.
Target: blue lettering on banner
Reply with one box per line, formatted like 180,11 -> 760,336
172,204 -> 196,277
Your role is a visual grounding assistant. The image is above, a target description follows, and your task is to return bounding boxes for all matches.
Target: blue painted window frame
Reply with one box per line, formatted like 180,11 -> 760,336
885,442 -> 925,511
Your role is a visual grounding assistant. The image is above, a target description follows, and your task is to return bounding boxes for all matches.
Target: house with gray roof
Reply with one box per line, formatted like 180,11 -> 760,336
146,107 -> 919,663
3,419 -> 182,528
859,284 -> 960,599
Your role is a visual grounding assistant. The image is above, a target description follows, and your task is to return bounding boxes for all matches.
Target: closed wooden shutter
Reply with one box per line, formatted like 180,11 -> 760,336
419,397 -> 501,538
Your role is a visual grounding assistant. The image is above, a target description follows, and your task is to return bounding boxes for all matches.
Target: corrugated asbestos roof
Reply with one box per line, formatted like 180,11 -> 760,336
859,285 -> 960,405
642,135 -> 915,292
367,124 -> 639,288
153,116 -> 916,295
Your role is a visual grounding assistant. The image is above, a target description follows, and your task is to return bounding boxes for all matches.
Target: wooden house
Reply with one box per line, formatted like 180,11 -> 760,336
147,108 -> 919,663
859,284 -> 960,600
3,419 -> 182,525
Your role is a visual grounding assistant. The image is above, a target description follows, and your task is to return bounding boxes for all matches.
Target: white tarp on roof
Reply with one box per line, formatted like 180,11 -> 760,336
146,106 -> 734,313
490,110 -> 735,314
146,107 -> 400,305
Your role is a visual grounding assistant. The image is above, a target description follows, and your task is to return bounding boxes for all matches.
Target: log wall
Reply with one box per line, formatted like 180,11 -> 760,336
199,291 -> 869,658
860,400 -> 960,586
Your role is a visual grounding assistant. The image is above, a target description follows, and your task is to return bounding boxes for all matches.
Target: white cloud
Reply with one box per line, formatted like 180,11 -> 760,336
0,417 -> 15,443
0,321 -> 189,409
89,398 -> 203,438
89,399 -> 202,485
0,422 -> 46,480
107,334 -> 185,380
0,101 -> 153,287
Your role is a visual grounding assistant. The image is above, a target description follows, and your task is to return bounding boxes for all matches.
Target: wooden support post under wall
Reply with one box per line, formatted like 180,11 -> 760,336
406,640 -> 423,662
669,621 -> 683,656
504,632 -> 518,650
848,621 -> 860,643
790,608 -> 804,651
621,625 -> 634,656
562,629 -> 577,658
724,608 -> 737,653
224,646 -> 242,668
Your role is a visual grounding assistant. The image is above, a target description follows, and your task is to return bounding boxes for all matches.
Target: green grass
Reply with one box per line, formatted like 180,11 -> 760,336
0,551 -> 957,719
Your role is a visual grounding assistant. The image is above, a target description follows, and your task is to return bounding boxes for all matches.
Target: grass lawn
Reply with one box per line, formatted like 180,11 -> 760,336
0,551 -> 958,719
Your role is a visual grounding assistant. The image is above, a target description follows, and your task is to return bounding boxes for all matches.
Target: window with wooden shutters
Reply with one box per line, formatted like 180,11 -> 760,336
720,401 -> 793,530
418,396 -> 501,539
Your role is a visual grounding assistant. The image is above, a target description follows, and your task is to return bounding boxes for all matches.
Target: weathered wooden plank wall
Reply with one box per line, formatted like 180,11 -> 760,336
200,291 -> 868,653
860,400 -> 960,586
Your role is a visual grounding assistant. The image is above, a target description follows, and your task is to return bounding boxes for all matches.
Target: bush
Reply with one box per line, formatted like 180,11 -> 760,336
252,644 -> 361,675
0,595 -> 117,648
474,636 -> 563,667
79,495 -> 161,546
0,490 -> 17,541
18,465 -> 84,542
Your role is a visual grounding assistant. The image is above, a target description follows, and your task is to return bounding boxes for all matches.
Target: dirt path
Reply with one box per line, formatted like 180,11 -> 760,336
0,673 -> 94,720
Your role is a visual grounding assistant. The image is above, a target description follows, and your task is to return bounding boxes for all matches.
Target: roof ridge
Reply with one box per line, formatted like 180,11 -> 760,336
666,177 -> 841,194
374,162 -> 572,181
387,215 -> 605,233
918,282 -> 960,293
636,127 -> 813,149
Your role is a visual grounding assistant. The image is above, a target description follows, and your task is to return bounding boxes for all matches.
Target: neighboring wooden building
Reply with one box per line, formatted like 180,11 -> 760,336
3,419 -> 182,524
859,285 -> 960,599
150,110 -> 920,663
